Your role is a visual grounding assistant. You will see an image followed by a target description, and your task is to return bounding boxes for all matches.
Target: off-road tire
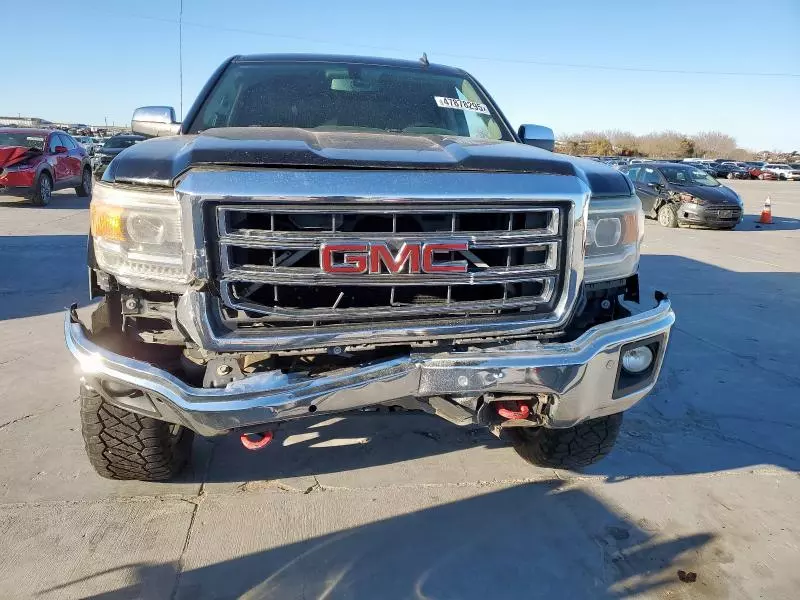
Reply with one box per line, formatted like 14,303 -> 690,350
80,386 -> 193,481
507,413 -> 624,470
75,167 -> 92,197
657,203 -> 679,228
31,172 -> 52,206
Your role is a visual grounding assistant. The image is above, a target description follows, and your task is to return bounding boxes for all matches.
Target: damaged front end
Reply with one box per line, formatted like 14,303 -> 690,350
69,168 -> 674,438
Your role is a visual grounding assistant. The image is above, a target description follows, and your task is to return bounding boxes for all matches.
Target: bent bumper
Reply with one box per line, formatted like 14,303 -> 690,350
65,298 -> 675,436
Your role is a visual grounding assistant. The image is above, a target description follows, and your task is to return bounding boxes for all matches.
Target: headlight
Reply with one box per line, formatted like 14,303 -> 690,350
90,182 -> 188,292
584,195 -> 643,283
679,193 -> 699,204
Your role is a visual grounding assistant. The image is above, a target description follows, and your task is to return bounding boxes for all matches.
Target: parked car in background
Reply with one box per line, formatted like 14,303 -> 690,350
91,134 -> 145,178
75,136 -> 99,155
693,163 -> 716,175
719,162 -> 751,179
747,162 -> 777,180
0,128 -> 92,205
624,162 -> 743,229
705,162 -> 737,179
762,163 -> 800,180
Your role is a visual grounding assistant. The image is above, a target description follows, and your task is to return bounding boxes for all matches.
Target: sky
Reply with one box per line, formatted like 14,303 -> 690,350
2,0 -> 798,150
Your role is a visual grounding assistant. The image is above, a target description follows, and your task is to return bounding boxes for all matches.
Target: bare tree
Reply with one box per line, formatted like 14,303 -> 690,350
691,131 -> 737,158
556,128 -> 755,160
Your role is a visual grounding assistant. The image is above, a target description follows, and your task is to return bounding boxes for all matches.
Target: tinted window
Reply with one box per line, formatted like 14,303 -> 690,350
660,165 -> 720,187
640,167 -> 663,185
626,166 -> 642,181
104,136 -> 143,149
48,135 -> 61,153
0,132 -> 46,150
60,134 -> 77,149
190,61 -> 512,140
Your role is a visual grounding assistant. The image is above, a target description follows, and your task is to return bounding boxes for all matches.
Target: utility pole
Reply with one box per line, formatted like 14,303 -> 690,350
179,0 -> 184,121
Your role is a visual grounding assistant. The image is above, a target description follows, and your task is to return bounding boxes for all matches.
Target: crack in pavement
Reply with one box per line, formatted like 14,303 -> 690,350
0,401 -> 69,433
1,464 -> 795,512
0,413 -> 35,430
169,439 -> 217,600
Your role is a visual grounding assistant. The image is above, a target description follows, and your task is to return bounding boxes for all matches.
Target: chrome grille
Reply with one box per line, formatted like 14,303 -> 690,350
208,201 -> 567,326
704,204 -> 741,218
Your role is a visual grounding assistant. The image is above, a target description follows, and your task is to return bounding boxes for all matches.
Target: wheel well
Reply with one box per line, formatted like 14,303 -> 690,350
37,167 -> 53,183
655,197 -> 675,212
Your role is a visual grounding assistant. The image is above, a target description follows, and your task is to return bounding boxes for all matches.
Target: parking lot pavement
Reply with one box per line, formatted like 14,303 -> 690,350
0,181 -> 798,598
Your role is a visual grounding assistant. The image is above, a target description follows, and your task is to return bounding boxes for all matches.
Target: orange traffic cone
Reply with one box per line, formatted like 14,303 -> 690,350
758,196 -> 773,224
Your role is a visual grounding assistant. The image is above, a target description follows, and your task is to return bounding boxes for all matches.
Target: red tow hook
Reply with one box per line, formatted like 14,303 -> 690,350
240,431 -> 274,450
496,402 -> 531,420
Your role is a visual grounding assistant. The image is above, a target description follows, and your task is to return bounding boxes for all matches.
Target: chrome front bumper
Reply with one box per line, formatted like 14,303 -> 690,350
65,299 -> 674,436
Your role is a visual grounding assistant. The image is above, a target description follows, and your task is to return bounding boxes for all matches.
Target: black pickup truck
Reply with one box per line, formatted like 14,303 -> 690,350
66,54 -> 674,481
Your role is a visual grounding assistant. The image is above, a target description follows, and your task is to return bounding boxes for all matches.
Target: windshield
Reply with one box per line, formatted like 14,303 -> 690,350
104,137 -> 141,149
0,132 -> 46,150
660,165 -> 720,187
189,61 -> 511,140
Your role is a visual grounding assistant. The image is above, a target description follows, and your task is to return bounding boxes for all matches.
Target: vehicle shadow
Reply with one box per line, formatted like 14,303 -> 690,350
191,411 -> 507,485
0,193 -> 89,210
736,214 -> 800,231
38,481 -> 716,599
0,235 -> 88,321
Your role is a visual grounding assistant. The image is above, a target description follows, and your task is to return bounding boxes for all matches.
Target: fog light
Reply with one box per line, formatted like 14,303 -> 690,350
621,346 -> 654,373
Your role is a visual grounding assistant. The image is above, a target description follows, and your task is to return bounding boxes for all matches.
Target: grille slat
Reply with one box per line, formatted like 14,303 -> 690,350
210,201 -> 566,326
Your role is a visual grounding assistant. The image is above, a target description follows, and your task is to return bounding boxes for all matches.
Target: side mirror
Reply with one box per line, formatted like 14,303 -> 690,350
54,145 -> 68,154
131,106 -> 180,137
518,124 -> 555,151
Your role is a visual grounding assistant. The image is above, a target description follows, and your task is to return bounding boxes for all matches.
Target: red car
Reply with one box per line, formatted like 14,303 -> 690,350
0,128 -> 92,205
748,164 -> 777,180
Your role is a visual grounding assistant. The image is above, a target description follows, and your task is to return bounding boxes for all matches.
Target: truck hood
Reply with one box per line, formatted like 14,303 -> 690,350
104,127 -> 632,195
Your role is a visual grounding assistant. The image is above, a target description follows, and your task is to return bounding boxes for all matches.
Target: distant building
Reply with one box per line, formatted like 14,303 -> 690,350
0,116 -> 53,128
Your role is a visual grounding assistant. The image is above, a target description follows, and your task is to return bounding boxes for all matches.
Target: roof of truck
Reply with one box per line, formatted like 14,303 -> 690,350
232,53 -> 466,76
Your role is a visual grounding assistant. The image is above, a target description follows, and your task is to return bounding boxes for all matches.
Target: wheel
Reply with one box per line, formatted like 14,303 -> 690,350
726,173 -> 734,179
758,174 -> 765,180
657,203 -> 679,228
507,413 -> 624,469
75,167 -> 92,197
80,385 -> 193,481
31,172 -> 52,206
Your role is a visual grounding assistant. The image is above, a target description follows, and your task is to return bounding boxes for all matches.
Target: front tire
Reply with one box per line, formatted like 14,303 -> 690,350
657,203 -> 679,228
80,386 -> 193,481
75,167 -> 92,197
31,172 -> 52,206
508,413 -> 623,470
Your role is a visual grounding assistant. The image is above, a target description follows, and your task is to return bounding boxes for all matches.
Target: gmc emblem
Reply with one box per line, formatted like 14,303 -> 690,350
321,242 -> 469,274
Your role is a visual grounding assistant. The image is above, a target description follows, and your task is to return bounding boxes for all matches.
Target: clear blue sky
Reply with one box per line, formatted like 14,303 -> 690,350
2,0 -> 798,150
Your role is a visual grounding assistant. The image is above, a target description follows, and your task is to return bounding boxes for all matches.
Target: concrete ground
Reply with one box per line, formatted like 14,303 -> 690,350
0,180 -> 798,599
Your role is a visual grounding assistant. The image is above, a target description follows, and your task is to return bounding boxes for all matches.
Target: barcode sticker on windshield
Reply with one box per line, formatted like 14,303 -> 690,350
434,97 -> 490,114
